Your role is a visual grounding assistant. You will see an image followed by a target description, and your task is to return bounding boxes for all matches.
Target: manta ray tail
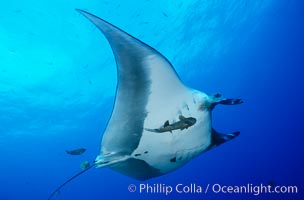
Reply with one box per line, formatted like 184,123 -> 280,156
211,128 -> 240,148
47,163 -> 96,200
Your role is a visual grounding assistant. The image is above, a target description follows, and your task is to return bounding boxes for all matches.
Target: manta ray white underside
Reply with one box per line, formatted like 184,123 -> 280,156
48,9 -> 242,199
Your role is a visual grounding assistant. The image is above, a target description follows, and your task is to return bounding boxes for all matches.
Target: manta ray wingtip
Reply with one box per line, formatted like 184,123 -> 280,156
75,8 -> 83,12
75,8 -> 91,16
75,8 -> 82,14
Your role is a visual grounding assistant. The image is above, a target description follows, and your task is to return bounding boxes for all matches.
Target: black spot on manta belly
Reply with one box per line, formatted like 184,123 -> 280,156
170,157 -> 177,162
134,154 -> 141,157
144,151 -> 148,154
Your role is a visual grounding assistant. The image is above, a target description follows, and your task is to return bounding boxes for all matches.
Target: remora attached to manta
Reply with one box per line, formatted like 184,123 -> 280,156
48,9 -> 243,199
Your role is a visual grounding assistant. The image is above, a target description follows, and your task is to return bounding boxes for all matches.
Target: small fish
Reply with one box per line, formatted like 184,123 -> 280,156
80,161 -> 90,170
145,115 -> 196,133
66,148 -> 86,155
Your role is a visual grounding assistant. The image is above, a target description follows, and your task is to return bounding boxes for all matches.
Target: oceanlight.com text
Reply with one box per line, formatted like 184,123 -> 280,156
211,183 -> 298,195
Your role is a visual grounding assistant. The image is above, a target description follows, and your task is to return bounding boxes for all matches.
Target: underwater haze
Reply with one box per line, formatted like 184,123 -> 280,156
0,0 -> 303,199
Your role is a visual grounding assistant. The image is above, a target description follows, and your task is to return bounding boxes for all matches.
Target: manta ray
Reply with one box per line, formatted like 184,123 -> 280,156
48,9 -> 242,199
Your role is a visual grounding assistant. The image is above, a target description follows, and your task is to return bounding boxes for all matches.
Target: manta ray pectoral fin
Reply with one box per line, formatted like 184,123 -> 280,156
76,9 -> 188,155
211,128 -> 240,148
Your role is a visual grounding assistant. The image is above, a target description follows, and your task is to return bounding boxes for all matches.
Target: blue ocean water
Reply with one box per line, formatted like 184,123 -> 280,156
0,0 -> 303,200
